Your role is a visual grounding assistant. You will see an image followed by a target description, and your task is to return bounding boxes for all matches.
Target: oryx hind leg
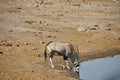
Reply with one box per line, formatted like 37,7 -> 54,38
49,52 -> 55,68
49,57 -> 54,68
47,46 -> 55,68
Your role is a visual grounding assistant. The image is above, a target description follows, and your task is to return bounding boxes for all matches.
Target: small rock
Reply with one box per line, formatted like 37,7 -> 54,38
0,51 -> 3,54
118,37 -> 120,40
16,7 -> 22,9
39,21 -> 42,24
38,32 -> 43,34
24,42 -> 29,45
2,42 -> 12,46
17,40 -> 20,43
73,4 -> 80,6
16,44 -> 19,47
44,23 -> 48,26
38,54 -> 41,57
87,40 -> 91,42
33,32 -> 38,36
32,47 -> 37,50
43,21 -> 46,23
9,30 -> 13,32
47,36 -> 52,38
30,70 -> 34,72
105,28 -> 111,31
58,14 -> 64,16
53,36 -> 57,38
77,27 -> 86,32
40,41 -> 45,44
66,11 -> 68,13
34,34 -> 38,36
113,0 -> 119,2
94,25 -> 99,27
25,20 -> 34,24
90,25 -> 99,30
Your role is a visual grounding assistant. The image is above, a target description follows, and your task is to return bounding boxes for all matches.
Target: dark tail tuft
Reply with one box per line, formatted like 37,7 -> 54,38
44,48 -> 47,61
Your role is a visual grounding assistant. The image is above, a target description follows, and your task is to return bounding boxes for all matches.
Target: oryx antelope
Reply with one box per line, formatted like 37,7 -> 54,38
44,42 -> 79,69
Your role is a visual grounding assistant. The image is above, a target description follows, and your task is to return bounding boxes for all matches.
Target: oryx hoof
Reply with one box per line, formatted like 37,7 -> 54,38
66,66 -> 70,69
62,65 -> 66,69
51,65 -> 55,68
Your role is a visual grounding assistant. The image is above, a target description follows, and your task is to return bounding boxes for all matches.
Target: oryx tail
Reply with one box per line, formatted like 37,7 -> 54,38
44,41 -> 52,61
44,46 -> 47,61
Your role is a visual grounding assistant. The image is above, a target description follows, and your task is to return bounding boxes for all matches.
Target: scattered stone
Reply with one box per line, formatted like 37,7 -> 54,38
2,42 -> 12,46
9,30 -> 13,32
25,20 -> 35,24
113,0 -> 119,2
38,32 -> 43,34
53,36 -> 57,38
17,40 -> 20,43
90,27 -> 97,30
39,21 -> 42,24
105,27 -> 111,31
33,32 -> 42,36
77,27 -> 86,32
66,11 -> 68,13
30,70 -> 34,72
16,7 -> 22,9
32,47 -> 37,50
87,40 -> 91,42
73,3 -> 81,6
118,37 -> 120,40
94,25 -> 99,28
44,23 -> 48,26
40,41 -> 45,44
90,25 -> 99,30
8,43 -> 12,46
38,54 -> 41,57
24,42 -> 29,45
0,51 -> 3,54
58,14 -> 64,17
34,33 -> 38,36
39,21 -> 49,26
16,44 -> 19,47
47,35 -> 52,38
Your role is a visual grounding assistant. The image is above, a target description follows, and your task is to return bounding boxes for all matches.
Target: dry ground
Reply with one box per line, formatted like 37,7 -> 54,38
0,0 -> 120,80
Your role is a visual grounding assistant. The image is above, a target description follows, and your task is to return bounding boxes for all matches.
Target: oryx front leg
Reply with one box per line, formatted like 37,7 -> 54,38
62,60 -> 70,69
65,60 -> 70,69
63,56 -> 70,69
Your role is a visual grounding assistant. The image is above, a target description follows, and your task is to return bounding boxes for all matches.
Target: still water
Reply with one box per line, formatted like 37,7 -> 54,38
79,55 -> 120,80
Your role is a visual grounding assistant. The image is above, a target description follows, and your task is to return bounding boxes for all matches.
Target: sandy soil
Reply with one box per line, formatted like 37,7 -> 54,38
0,0 -> 120,80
